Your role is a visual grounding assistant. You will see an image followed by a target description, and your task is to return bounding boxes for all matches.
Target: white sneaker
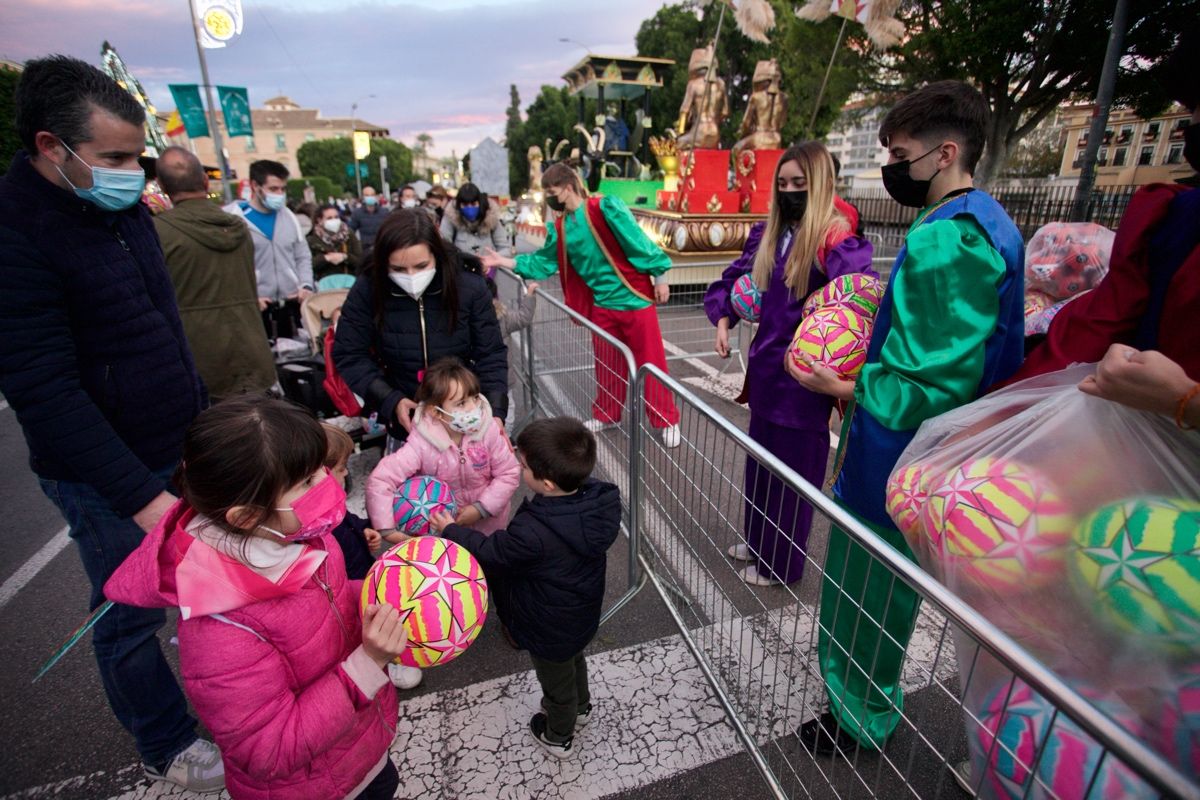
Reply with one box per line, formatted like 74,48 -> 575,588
727,542 -> 754,561
388,663 -> 423,689
541,698 -> 594,729
143,738 -> 225,793
583,418 -> 616,433
661,424 -> 682,448
739,565 -> 780,586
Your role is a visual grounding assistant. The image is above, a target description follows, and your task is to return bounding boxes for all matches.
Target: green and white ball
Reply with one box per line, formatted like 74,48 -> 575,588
1070,496 -> 1200,653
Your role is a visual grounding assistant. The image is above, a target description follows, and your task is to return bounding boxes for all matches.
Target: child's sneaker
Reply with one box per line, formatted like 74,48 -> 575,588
583,419 -> 615,433
541,699 -> 594,729
143,738 -> 225,792
388,663 -> 423,689
529,713 -> 573,759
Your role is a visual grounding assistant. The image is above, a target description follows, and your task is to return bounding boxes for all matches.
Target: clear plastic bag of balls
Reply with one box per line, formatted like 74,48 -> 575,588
887,364 -> 1200,792
1025,222 -> 1115,301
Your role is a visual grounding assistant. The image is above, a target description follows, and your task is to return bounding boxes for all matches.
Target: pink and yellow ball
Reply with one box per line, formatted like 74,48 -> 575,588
886,462 -> 936,548
922,458 -> 1073,590
802,273 -> 884,319
731,273 -> 762,323
392,475 -> 458,536
1155,662 -> 1200,780
788,305 -> 871,380
361,537 -> 488,669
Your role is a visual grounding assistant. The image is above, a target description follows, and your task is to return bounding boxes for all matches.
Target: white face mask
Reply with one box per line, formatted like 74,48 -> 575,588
322,218 -> 342,233
388,267 -> 436,299
437,398 -> 484,434
401,198 -> 419,209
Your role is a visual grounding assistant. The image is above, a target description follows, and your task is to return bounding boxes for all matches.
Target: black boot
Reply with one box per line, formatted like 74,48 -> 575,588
798,711 -> 860,756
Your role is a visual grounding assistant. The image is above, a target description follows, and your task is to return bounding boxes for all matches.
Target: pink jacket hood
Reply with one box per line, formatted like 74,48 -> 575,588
104,500 -> 325,620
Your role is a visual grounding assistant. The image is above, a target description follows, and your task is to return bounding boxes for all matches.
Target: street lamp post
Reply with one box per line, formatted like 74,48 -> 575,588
350,94 -> 375,199
558,37 -> 593,54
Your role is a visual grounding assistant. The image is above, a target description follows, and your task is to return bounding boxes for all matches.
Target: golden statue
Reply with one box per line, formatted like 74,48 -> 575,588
733,59 -> 787,161
527,145 -> 544,192
675,46 -> 727,150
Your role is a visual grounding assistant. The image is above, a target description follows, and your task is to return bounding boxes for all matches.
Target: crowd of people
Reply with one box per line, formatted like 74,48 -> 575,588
0,27 -> 1196,799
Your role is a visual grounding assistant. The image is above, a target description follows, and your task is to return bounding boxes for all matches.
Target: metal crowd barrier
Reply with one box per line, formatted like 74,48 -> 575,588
495,264 -> 1196,800
629,364 -> 1198,800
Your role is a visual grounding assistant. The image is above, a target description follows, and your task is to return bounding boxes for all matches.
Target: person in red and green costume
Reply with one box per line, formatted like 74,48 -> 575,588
482,163 -> 682,447
787,81 -> 1026,756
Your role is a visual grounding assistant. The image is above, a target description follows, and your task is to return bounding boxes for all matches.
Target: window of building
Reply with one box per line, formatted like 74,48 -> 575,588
245,137 -> 257,153
1166,144 -> 1184,165
1097,147 -> 1108,166
1077,131 -> 1088,148
1139,146 -> 1155,166
1117,125 -> 1132,144
1146,122 -> 1161,141
1102,128 -> 1113,145
1112,147 -> 1127,167
1171,119 -> 1188,139
275,134 -> 287,152
304,132 -> 316,142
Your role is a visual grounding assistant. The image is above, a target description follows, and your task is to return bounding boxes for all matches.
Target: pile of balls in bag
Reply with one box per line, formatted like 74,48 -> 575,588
885,364 -> 1199,798
361,476 -> 487,669
730,271 -> 884,379
1023,222 -> 1115,338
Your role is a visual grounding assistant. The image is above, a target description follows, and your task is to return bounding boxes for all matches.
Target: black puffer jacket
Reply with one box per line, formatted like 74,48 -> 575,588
443,480 -> 622,661
333,267 -> 508,433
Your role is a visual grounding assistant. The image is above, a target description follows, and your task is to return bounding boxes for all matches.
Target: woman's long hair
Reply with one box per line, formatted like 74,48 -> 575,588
751,141 -> 848,300
454,182 -> 490,222
370,208 -> 459,332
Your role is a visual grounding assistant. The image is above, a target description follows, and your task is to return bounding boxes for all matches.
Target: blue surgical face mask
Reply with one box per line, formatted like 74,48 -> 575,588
56,141 -> 144,212
461,205 -> 480,222
262,192 -> 287,212
363,196 -> 379,207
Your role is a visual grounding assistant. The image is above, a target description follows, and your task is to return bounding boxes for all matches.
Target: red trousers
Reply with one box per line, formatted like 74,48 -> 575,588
588,305 -> 680,429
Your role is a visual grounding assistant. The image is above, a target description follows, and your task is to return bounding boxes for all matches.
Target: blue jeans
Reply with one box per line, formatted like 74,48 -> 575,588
40,466 -> 198,770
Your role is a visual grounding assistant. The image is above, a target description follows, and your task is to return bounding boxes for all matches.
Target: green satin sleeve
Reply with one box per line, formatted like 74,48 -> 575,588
513,222 -> 560,280
599,195 -> 672,277
857,216 -> 1005,432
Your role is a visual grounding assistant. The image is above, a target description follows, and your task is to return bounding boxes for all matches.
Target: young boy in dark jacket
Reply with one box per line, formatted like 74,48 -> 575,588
433,417 -> 621,759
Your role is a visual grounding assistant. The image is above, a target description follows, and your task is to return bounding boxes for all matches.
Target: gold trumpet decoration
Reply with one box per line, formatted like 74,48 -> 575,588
649,135 -> 681,192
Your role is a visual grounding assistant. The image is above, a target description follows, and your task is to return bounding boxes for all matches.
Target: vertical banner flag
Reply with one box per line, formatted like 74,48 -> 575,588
169,84 -> 210,138
196,0 -> 245,49
832,0 -> 870,23
353,130 -> 372,160
217,86 -> 254,137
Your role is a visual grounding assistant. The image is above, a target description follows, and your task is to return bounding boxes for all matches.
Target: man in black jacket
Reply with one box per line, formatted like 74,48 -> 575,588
0,57 -> 221,791
434,417 -> 621,759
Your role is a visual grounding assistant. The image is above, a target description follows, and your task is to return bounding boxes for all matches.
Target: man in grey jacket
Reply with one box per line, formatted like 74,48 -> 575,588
223,159 -> 313,340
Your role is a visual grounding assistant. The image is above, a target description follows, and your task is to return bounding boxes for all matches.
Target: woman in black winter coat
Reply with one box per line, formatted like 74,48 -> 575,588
333,209 -> 509,438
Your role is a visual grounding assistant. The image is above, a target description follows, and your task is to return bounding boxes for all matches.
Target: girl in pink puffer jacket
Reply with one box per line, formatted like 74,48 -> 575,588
104,396 -> 407,800
366,357 -> 521,542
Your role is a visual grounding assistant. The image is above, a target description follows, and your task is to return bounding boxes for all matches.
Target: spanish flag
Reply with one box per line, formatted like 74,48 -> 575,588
165,110 -> 186,138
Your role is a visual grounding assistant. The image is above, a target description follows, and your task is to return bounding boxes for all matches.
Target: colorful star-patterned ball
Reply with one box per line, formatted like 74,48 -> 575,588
922,457 -> 1073,590
1070,496 -> 1200,654
361,537 -> 488,669
788,305 -> 871,380
1155,662 -> 1200,780
802,273 -> 884,319
392,475 -> 458,536
973,679 -> 1151,800
886,462 -> 937,549
731,272 -> 762,323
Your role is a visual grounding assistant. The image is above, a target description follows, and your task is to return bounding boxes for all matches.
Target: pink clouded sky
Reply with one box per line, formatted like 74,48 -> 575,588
0,0 -> 676,158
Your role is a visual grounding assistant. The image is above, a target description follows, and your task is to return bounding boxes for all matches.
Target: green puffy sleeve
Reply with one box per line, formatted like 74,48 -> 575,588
513,222 -> 560,280
599,195 -> 671,277
857,216 -> 1005,432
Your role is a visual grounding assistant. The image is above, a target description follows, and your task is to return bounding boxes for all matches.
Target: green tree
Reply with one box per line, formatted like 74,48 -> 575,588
505,85 -> 577,195
634,1 -> 872,153
297,137 -> 413,195
414,132 -> 433,156
875,0 -> 1194,184
504,84 -> 525,196
0,68 -> 21,176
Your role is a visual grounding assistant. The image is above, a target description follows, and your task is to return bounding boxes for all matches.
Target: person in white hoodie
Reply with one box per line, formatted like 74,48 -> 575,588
223,159 -> 314,340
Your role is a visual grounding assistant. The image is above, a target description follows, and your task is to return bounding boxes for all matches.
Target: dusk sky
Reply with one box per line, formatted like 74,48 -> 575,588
0,0 -> 674,158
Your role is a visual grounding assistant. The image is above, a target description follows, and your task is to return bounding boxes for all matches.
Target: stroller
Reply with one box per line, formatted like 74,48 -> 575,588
273,289 -> 358,422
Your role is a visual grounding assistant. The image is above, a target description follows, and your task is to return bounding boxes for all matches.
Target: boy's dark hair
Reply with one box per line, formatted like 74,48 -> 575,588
175,395 -> 326,537
321,423 -> 355,468
516,417 -> 596,492
15,55 -> 145,152
878,80 -> 990,175
249,159 -> 289,186
414,357 -> 482,409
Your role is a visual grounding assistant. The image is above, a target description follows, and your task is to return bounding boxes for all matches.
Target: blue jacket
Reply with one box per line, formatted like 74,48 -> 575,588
443,479 -> 621,661
0,152 -> 205,516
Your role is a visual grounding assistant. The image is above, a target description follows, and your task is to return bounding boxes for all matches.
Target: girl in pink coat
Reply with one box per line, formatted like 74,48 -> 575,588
104,396 -> 407,800
366,357 -> 521,542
